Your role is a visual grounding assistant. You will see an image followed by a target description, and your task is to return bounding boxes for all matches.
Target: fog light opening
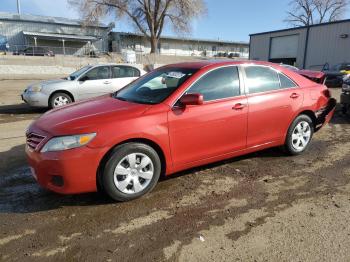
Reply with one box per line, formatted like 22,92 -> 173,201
51,175 -> 64,187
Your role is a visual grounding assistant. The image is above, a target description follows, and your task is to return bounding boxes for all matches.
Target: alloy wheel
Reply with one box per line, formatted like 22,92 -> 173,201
291,121 -> 311,152
53,95 -> 70,107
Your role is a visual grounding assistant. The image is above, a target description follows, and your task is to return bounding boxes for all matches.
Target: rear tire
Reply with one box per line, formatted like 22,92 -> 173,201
49,92 -> 73,109
102,143 -> 161,202
285,115 -> 314,155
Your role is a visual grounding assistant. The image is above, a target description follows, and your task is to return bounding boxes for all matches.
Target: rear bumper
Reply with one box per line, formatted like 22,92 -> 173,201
315,98 -> 336,131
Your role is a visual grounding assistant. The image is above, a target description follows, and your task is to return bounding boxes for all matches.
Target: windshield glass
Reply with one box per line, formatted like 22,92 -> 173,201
331,64 -> 340,71
115,67 -> 198,104
69,65 -> 93,80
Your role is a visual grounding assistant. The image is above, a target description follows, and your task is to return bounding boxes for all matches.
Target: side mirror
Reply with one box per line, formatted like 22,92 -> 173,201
179,93 -> 204,106
79,76 -> 88,82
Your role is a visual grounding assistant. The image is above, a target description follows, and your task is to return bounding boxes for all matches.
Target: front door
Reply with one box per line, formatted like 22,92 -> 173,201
77,66 -> 113,100
168,66 -> 248,167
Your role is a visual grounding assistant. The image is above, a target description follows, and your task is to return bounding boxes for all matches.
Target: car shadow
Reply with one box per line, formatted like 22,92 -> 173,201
0,143 -> 288,214
0,103 -> 47,115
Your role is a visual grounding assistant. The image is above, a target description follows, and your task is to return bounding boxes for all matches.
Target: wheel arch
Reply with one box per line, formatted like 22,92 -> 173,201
96,138 -> 167,191
49,90 -> 75,104
297,110 -> 317,131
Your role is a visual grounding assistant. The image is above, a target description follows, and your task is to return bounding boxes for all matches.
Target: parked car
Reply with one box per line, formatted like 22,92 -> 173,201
0,35 -> 9,54
21,64 -> 146,108
228,52 -> 240,58
13,46 -> 55,56
341,74 -> 350,114
321,63 -> 350,87
280,64 -> 326,84
25,61 -> 336,201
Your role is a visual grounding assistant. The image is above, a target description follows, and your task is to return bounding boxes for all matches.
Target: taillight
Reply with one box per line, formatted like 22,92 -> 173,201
322,88 -> 331,98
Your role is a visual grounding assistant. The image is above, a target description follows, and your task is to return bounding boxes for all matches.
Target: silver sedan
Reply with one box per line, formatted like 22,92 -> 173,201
21,64 -> 146,108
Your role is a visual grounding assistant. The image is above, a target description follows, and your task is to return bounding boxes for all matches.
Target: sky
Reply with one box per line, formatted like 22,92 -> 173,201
1,0 -> 349,42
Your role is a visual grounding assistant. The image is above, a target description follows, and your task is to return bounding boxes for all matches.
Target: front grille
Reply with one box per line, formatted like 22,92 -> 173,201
26,133 -> 46,150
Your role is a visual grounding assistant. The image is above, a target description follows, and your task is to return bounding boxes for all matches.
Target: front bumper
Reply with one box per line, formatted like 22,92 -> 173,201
315,98 -> 337,131
26,144 -> 107,194
21,91 -> 49,107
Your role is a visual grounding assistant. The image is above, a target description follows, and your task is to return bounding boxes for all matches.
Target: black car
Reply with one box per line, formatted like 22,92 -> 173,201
13,46 -> 55,56
341,76 -> 350,114
322,63 -> 350,88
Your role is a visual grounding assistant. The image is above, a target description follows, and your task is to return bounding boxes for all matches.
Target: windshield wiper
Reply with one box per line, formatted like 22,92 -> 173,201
115,96 -> 129,102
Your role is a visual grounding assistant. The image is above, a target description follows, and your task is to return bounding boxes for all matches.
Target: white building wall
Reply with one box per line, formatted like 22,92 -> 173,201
111,33 -> 249,58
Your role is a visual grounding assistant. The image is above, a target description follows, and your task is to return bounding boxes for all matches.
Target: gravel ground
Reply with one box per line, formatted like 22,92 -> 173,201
0,79 -> 350,262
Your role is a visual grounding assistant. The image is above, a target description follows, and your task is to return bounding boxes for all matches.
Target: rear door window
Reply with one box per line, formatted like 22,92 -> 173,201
244,66 -> 280,94
279,73 -> 296,88
112,66 -> 140,78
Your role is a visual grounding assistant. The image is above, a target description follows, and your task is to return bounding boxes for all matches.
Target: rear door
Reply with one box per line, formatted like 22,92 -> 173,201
168,66 -> 248,167
111,66 -> 141,92
76,66 -> 113,100
243,65 -> 303,147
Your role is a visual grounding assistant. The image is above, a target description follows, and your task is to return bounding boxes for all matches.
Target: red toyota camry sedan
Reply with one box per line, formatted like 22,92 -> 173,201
26,61 -> 336,201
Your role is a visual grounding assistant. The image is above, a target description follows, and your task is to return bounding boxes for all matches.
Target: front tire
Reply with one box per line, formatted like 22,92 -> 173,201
285,115 -> 314,155
102,143 -> 161,202
49,92 -> 72,109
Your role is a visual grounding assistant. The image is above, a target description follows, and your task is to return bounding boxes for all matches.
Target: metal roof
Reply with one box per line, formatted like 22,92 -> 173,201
114,32 -> 249,46
250,18 -> 350,36
0,11 -> 109,28
22,31 -> 98,41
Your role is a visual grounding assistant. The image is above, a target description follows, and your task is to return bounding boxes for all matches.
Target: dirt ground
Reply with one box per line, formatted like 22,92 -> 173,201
0,79 -> 350,262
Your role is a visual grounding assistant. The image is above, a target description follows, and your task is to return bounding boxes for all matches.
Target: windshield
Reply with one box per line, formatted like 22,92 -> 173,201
115,67 -> 198,104
69,65 -> 93,80
331,64 -> 341,71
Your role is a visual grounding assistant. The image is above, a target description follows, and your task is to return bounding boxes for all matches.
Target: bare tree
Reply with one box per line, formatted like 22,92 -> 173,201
315,0 -> 348,22
285,0 -> 348,26
69,0 -> 207,53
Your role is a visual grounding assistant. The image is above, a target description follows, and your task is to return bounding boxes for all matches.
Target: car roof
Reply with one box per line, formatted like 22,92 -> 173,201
94,63 -> 139,67
162,60 -> 280,70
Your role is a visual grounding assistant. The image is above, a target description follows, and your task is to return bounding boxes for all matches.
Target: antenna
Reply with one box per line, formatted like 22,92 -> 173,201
17,0 -> 21,14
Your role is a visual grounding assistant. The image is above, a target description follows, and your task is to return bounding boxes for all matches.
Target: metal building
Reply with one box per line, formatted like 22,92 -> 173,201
110,32 -> 249,58
0,12 -> 113,55
249,19 -> 350,70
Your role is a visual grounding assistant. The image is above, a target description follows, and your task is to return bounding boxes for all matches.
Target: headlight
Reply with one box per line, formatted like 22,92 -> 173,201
41,133 -> 96,152
28,84 -> 42,92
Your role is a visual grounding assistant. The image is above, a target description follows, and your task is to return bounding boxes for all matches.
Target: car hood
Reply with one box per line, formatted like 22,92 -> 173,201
31,95 -> 151,135
41,79 -> 70,86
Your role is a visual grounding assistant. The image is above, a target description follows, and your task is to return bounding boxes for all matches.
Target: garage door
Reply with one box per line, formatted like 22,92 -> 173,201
270,35 -> 299,59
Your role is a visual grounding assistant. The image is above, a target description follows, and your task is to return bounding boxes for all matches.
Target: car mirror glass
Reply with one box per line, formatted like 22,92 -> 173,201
79,76 -> 88,82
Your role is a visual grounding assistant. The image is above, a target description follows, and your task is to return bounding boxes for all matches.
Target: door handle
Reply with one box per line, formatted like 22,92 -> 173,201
290,93 -> 300,99
103,81 -> 111,84
232,103 -> 246,110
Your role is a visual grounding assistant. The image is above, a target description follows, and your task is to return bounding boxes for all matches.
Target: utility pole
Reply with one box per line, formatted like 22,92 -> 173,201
17,0 -> 21,14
